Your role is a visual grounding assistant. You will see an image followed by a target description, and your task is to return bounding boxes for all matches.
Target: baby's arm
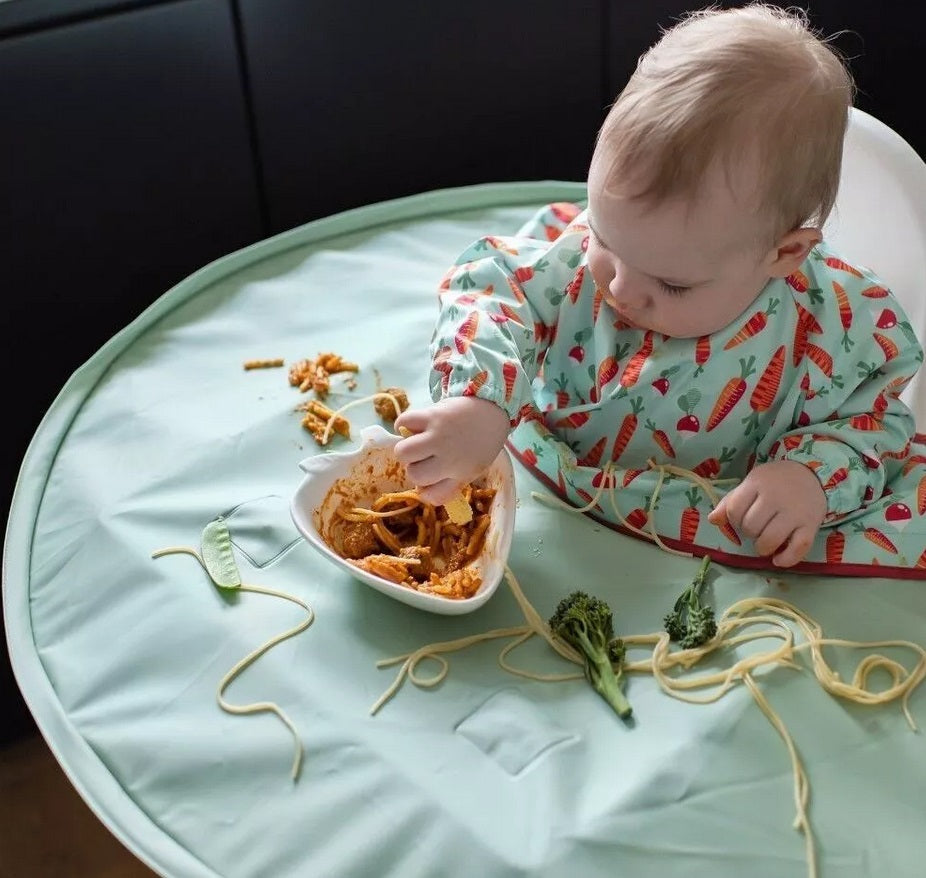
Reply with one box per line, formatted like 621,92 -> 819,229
396,221 -> 584,503
710,313 -> 922,566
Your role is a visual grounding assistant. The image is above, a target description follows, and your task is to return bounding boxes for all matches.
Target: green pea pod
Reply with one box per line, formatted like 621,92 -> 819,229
201,517 -> 241,589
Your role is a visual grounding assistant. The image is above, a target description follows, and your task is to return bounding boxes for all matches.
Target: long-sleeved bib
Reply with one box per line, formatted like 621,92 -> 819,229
429,202 -> 926,577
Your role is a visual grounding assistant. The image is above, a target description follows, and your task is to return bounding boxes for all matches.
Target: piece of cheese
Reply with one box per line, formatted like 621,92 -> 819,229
443,493 -> 473,525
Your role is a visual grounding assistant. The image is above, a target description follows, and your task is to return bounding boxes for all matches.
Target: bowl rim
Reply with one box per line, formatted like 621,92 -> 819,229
290,425 -> 515,614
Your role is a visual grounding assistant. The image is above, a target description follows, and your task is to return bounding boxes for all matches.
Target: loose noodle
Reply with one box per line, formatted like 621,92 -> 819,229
370,470 -> 926,878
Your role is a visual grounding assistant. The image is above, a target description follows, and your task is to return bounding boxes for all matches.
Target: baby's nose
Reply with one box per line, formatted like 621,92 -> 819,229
609,272 -> 648,310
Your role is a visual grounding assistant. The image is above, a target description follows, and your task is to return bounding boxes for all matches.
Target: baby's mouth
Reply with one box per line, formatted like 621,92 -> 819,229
596,285 -> 644,330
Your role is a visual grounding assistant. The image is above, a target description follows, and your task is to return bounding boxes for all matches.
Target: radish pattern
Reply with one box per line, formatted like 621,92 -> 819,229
428,202 -> 926,577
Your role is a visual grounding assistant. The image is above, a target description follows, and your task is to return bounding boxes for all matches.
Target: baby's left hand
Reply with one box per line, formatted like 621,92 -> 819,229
707,460 -> 827,568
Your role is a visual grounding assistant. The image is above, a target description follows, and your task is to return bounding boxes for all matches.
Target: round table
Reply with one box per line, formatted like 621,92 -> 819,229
5,182 -> 925,878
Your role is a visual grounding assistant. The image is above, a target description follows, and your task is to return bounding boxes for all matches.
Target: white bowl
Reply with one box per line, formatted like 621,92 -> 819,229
290,424 -> 516,615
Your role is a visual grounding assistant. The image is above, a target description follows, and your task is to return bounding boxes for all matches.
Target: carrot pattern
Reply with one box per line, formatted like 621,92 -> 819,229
610,397 -> 644,461
480,235 -> 519,255
882,439 -> 912,460
502,360 -> 518,402
462,370 -> 488,397
591,469 -> 616,490
564,266 -> 585,304
854,524 -> 898,554
553,374 -> 570,408
848,413 -> 883,432
679,488 -> 701,543
717,517 -> 742,545
786,270 -> 810,292
794,303 -> 824,334
692,447 -> 735,478
620,331 -> 654,388
521,444 -> 541,467
918,475 -> 926,515
805,343 -> 833,377
873,332 -> 900,362
792,302 -> 823,366
831,281 -> 854,351
577,436 -> 607,468
707,356 -> 755,432
693,335 -> 711,376
438,268 -> 455,292
575,488 -> 602,511
825,530 -> 845,564
554,411 -> 591,429
742,346 -> 785,433
497,302 -> 524,326
820,254 -> 864,277
597,355 -> 619,389
505,276 -> 527,303
822,467 -> 849,491
454,312 -> 479,354
645,418 -> 676,458
723,298 -> 778,350
792,320 -> 808,368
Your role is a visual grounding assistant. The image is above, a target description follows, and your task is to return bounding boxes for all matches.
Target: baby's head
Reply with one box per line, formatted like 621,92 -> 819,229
586,4 -> 855,338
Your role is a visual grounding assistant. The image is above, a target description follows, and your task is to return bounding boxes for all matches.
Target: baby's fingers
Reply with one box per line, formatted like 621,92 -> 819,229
394,408 -> 429,436
707,496 -> 729,525
771,525 -> 816,568
394,432 -> 432,465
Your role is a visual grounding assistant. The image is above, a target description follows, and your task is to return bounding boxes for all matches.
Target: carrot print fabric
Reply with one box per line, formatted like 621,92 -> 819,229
428,202 -> 926,577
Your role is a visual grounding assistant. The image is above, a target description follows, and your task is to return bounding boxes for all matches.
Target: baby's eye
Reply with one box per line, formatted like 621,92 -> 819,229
658,280 -> 690,296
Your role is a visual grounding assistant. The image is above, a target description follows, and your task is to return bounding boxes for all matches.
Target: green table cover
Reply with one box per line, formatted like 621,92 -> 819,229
4,182 -> 925,878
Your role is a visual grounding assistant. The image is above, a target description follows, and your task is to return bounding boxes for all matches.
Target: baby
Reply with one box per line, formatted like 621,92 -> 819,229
395,4 -> 926,574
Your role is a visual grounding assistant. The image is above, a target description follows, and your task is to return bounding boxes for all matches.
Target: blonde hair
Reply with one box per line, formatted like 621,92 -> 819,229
596,4 -> 855,242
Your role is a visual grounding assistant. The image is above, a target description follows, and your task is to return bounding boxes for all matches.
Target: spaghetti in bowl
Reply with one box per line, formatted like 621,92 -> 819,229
290,425 -> 516,615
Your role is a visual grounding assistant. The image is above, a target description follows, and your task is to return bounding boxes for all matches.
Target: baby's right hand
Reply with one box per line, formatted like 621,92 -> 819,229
394,396 -> 510,505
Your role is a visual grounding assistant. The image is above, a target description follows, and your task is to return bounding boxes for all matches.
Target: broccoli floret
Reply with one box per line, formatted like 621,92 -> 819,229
663,555 -> 717,649
549,591 -> 632,720
681,604 -> 717,650
607,637 -> 627,666
662,610 -> 687,642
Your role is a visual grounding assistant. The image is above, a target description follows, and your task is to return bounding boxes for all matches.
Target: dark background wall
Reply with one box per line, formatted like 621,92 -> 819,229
3,0 -> 924,744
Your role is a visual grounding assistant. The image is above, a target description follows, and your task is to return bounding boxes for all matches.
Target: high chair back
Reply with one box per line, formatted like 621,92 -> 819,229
824,107 -> 926,427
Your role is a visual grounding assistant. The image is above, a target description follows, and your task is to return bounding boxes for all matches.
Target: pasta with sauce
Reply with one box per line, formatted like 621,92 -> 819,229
326,484 -> 496,599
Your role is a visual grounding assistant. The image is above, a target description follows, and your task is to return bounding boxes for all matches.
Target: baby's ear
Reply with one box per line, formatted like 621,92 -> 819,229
767,227 -> 822,277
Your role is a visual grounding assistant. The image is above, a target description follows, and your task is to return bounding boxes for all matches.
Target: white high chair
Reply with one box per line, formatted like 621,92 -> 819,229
823,107 -> 926,427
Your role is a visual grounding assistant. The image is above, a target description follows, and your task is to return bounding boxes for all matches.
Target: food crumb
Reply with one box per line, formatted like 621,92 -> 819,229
373,388 -> 409,421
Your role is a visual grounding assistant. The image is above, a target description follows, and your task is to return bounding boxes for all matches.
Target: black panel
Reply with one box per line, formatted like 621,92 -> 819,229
606,1 -> 925,161
0,0 -> 160,37
1,0 -> 262,743
239,0 -> 605,233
